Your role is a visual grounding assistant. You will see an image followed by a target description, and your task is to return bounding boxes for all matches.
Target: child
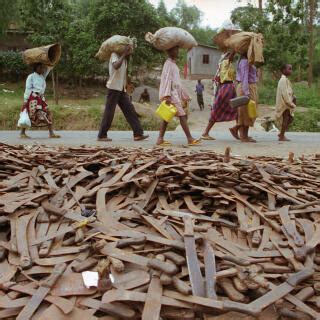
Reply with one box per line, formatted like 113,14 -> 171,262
157,46 -> 200,146
21,63 -> 60,139
274,64 -> 296,141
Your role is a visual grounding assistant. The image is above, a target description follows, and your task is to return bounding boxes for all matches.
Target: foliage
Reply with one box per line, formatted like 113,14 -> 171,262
89,0 -> 163,72
290,109 -> 320,132
170,0 -> 202,30
0,0 -> 19,34
0,51 -> 28,80
62,17 -> 102,82
231,1 -> 308,74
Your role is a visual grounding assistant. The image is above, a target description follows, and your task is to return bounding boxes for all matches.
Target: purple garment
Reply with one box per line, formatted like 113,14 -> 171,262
236,58 -> 258,96
195,83 -> 204,94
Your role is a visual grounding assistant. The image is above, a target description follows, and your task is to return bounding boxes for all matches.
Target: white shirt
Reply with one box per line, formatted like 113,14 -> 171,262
24,67 -> 52,102
106,53 -> 127,91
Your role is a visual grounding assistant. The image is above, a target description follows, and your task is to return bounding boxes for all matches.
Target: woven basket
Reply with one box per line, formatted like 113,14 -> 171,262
22,44 -> 61,66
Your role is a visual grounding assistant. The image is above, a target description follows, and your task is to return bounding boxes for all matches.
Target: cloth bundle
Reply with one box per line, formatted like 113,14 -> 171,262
95,35 -> 137,61
22,44 -> 61,66
224,32 -> 264,65
145,27 -> 197,51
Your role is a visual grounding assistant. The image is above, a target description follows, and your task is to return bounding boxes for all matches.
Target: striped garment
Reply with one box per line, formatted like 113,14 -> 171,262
210,83 -> 237,122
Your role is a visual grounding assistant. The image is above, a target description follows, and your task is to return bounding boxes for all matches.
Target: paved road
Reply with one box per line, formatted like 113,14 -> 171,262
1,130 -> 319,157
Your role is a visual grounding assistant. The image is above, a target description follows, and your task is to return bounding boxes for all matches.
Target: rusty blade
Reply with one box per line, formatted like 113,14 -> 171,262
17,263 -> 67,320
183,216 -> 205,297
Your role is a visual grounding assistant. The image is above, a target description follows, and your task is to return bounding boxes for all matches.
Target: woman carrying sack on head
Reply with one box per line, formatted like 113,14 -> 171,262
202,51 -> 238,140
234,53 -> 258,142
20,63 -> 60,139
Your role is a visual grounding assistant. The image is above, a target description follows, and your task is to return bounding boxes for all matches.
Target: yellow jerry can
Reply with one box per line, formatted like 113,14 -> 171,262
247,99 -> 257,119
156,101 -> 177,122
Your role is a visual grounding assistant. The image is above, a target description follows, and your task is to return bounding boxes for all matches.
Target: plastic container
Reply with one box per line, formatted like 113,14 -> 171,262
247,99 -> 257,118
156,101 -> 177,122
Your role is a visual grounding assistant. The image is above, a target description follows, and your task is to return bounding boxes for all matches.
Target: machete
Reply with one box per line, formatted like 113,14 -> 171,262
183,216 -> 205,297
16,263 -> 67,320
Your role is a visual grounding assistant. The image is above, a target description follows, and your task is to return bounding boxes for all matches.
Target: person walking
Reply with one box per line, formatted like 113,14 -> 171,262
97,45 -> 148,142
195,79 -> 205,111
156,46 -> 200,147
233,53 -> 259,142
274,64 -> 296,141
202,51 -> 238,140
20,63 -> 60,139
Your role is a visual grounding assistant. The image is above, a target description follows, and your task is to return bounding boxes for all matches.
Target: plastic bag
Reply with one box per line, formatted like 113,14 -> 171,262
145,27 -> 197,51
17,110 -> 31,128
95,36 -> 137,62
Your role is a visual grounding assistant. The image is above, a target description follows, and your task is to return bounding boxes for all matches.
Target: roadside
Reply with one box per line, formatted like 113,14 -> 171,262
1,130 -> 319,157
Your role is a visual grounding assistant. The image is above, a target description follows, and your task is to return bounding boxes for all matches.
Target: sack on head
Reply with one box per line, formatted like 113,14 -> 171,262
95,35 -> 137,62
224,32 -> 264,65
145,27 -> 197,51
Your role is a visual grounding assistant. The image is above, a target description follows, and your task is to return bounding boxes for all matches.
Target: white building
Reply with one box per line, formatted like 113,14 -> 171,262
187,44 -> 222,80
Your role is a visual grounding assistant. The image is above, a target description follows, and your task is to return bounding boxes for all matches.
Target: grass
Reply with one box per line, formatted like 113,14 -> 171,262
0,82 -> 177,131
258,78 -> 320,132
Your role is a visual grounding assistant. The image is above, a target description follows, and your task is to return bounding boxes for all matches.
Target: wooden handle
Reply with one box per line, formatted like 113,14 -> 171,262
286,268 -> 314,287
44,263 -> 67,288
183,216 -> 194,237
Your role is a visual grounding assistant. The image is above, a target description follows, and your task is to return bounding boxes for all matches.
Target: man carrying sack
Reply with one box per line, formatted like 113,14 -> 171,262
97,45 -> 148,142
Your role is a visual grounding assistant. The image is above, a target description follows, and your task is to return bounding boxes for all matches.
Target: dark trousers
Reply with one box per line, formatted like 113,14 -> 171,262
197,93 -> 204,109
98,89 -> 144,138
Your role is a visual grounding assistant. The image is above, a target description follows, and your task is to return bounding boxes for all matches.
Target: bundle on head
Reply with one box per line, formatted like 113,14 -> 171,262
22,44 -> 61,66
214,29 -> 240,51
224,31 -> 264,66
145,27 -> 197,51
95,35 -> 137,62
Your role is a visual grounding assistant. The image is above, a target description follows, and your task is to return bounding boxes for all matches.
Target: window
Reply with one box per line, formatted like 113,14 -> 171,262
203,54 -> 209,64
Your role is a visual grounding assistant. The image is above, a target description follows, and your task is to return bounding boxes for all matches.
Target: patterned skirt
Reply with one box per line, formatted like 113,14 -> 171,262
210,83 -> 237,122
22,93 -> 52,127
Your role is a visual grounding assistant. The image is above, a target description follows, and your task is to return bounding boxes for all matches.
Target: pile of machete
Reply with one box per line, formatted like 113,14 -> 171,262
0,142 -> 319,320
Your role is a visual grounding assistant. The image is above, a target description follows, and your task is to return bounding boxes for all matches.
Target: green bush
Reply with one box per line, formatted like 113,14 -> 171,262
290,109 -> 320,132
0,51 -> 28,80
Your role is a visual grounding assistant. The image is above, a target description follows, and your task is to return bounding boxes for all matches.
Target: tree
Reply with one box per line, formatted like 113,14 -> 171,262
307,0 -> 316,86
170,0 -> 202,30
0,0 -> 19,34
231,1 -> 308,76
89,0 -> 163,74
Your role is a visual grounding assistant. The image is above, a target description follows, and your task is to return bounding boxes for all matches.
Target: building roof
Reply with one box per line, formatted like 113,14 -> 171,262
196,43 -> 219,50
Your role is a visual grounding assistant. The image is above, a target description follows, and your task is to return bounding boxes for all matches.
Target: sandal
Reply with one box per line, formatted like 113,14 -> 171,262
20,134 -> 31,139
156,140 -> 172,147
188,139 -> 202,146
134,134 -> 149,141
49,134 -> 61,139
97,137 -> 112,142
241,137 -> 256,143
201,135 -> 215,140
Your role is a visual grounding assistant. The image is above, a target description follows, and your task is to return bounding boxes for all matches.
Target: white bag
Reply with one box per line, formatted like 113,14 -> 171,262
145,27 -> 197,51
95,35 -> 137,62
17,110 -> 31,128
